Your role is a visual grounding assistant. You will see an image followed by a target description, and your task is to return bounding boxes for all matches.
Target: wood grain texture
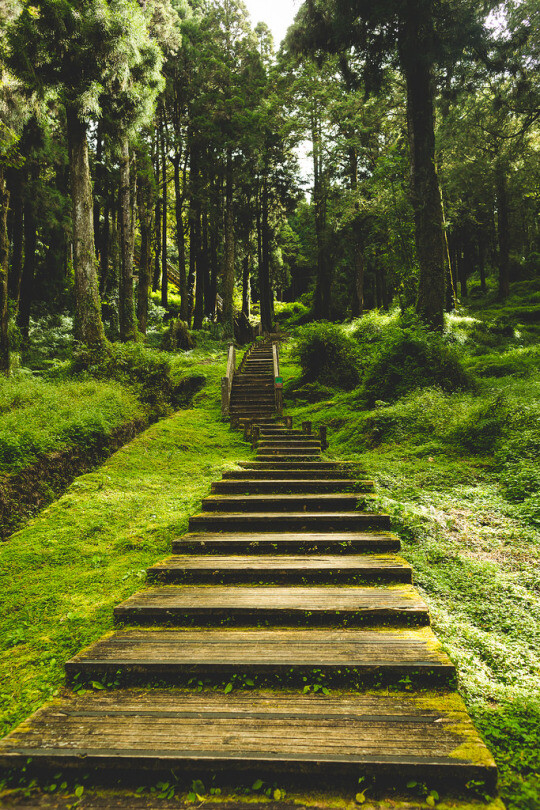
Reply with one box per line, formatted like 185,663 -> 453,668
113,585 -> 429,626
0,690 -> 496,788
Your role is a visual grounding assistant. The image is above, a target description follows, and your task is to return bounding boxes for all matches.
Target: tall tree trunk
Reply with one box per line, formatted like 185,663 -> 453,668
208,217 -> 218,320
93,127 -> 102,266
17,163 -> 38,339
7,169 -> 23,307
137,175 -> 152,335
160,126 -> 168,308
496,163 -> 510,299
242,253 -> 250,318
478,235 -> 487,294
311,110 -> 331,319
173,153 -> 188,320
153,140 -> 161,292
66,107 -> 106,351
193,211 -> 204,330
119,138 -> 136,341
222,147 -> 235,337
100,200 -> 110,296
0,170 -> 9,374
401,3 -> 446,329
259,176 -> 273,333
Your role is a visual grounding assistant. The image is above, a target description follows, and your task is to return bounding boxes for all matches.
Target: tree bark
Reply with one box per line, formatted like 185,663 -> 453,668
222,147 -> 235,337
259,176 -> 273,333
242,254 -> 250,318
160,125 -> 168,308
17,163 -> 38,339
311,110 -> 331,320
0,170 -> 10,374
119,138 -> 136,341
66,107 -> 106,351
496,163 -> 510,299
7,169 -> 23,306
401,2 -> 446,329
137,172 -> 153,335
173,153 -> 188,320
153,138 -> 161,293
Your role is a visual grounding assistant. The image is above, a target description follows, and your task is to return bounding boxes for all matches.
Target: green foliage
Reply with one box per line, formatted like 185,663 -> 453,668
360,321 -> 473,406
0,369 -> 246,738
160,319 -> 195,351
0,376 -> 142,473
293,322 -> 361,390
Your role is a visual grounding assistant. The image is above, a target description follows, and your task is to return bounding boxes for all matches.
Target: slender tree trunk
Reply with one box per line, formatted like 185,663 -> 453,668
161,125 -> 168,308
100,200 -> 110,296
478,235 -> 487,294
66,107 -> 106,351
208,218 -> 218,320
137,176 -> 152,335
173,154 -> 188,320
153,139 -> 161,292
401,3 -> 446,329
242,254 -> 250,318
259,176 -> 273,333
222,147 -> 235,337
119,138 -> 136,341
7,170 -> 23,306
496,163 -> 510,299
17,164 -> 38,339
0,170 -> 10,374
93,127 -> 102,266
311,110 -> 331,319
193,211 -> 204,330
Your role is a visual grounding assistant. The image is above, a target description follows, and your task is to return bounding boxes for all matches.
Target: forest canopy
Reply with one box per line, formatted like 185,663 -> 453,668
0,0 -> 538,368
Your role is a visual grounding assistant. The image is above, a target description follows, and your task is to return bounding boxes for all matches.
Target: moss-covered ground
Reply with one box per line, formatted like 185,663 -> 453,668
0,359 -> 247,739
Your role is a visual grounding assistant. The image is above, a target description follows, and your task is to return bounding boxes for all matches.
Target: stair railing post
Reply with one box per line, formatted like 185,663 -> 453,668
302,420 -> 312,435
319,425 -> 328,450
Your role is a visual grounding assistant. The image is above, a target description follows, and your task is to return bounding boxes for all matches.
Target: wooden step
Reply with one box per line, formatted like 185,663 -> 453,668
113,584 -> 429,626
255,455 -> 322,463
200,493 -> 369,512
66,627 -> 454,686
0,690 -> 496,790
211,479 -> 373,493
222,469 -> 365,480
173,531 -> 401,554
146,554 -> 412,584
189,511 -> 391,532
238,461 -> 356,470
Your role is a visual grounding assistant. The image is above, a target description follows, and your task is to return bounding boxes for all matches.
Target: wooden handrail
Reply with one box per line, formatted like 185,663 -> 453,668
221,343 -> 236,417
273,342 -> 283,416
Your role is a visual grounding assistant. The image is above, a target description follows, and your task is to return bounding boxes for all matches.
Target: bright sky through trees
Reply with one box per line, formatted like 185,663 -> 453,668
243,0 -> 299,45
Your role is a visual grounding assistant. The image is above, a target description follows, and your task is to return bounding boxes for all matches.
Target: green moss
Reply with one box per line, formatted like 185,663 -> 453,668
0,364 -> 247,737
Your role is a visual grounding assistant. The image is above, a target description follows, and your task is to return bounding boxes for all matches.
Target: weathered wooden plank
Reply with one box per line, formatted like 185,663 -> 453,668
188,512 -> 391,532
146,554 -> 412,583
200,494 -> 371,512
66,627 -> 455,686
172,531 -> 401,554
0,690 -> 496,789
113,584 -> 429,626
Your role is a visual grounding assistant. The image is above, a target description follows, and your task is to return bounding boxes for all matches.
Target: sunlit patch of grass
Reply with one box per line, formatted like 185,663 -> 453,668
0,370 -> 248,737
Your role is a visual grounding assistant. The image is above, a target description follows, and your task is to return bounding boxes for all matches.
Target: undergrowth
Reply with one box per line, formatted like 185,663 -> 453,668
278,291 -> 540,810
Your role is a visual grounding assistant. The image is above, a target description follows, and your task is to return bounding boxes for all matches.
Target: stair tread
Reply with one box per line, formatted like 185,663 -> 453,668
67,626 -> 452,669
148,554 -> 411,572
114,584 -> 428,618
0,689 -> 495,785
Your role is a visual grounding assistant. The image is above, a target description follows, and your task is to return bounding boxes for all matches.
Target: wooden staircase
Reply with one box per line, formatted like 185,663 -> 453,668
0,342 -> 498,806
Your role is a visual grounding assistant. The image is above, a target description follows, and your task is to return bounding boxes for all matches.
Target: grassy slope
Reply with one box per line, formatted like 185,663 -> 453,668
0,358 -> 247,736
278,291 -> 540,810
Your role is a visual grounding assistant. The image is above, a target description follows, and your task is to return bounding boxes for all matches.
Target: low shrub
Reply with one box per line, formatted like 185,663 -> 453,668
451,394 -> 508,453
160,319 -> 196,352
360,322 -> 473,406
293,322 -> 361,390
